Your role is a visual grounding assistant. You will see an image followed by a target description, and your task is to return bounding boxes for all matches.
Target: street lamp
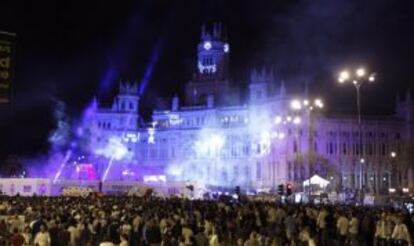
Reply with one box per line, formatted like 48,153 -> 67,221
291,98 -> 324,200
338,67 -> 376,193
290,98 -> 324,111
338,67 -> 375,125
389,151 -> 397,191
383,151 -> 397,193
271,114 -> 296,191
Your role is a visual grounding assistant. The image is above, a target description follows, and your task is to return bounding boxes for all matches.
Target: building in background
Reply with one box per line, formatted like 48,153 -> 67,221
83,24 -> 414,194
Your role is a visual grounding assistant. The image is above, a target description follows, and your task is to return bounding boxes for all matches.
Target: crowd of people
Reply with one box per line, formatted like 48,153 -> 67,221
0,195 -> 413,246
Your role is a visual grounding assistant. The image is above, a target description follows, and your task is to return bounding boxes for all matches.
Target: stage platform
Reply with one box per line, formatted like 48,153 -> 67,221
0,178 -> 194,197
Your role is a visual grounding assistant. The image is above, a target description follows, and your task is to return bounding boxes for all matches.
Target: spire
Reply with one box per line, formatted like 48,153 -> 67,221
91,96 -> 98,109
268,68 -> 275,82
112,99 -> 117,111
132,82 -> 139,94
126,81 -> 130,93
212,22 -> 223,39
261,67 -> 266,79
250,67 -> 277,84
250,68 -> 257,82
119,81 -> 124,94
280,80 -> 286,96
201,24 -> 211,41
213,23 -> 218,38
172,94 -> 179,111
201,24 -> 206,39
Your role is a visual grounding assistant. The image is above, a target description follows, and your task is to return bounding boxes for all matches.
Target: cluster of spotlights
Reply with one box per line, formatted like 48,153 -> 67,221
290,98 -> 324,111
274,115 -> 302,125
338,67 -> 375,84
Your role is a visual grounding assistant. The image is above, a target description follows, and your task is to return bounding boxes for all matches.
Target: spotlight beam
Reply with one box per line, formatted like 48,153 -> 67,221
53,150 -> 72,184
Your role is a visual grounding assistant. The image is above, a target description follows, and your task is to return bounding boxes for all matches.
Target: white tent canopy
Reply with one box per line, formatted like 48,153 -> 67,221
303,175 -> 330,188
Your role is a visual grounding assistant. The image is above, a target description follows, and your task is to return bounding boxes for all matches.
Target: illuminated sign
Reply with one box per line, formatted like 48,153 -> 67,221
168,114 -> 183,125
143,175 -> 166,183
198,61 -> 217,74
123,132 -> 139,143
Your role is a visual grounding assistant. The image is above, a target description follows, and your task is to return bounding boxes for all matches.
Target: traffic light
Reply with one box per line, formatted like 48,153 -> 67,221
278,184 -> 284,195
286,183 -> 293,196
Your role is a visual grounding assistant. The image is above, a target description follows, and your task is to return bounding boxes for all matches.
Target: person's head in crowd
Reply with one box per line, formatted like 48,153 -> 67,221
249,231 -> 257,240
396,215 -> 404,224
237,238 -> 244,245
120,233 -> 128,242
40,225 -> 46,233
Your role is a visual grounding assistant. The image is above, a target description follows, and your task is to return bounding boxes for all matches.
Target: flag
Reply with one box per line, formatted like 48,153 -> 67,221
0,31 -> 16,104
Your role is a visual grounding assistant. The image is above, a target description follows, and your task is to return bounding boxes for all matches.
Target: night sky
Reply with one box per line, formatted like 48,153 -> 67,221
0,0 -> 413,158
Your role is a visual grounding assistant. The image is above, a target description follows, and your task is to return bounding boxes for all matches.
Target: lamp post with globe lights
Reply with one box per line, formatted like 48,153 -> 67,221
338,68 -> 376,125
272,114 -> 298,191
338,67 -> 376,193
389,151 -> 397,192
291,98 -> 324,199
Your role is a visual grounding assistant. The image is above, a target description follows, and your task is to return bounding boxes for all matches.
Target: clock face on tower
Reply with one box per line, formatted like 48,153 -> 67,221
203,41 -> 212,50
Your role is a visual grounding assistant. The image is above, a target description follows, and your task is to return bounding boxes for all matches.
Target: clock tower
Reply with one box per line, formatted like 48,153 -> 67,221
186,23 -> 231,105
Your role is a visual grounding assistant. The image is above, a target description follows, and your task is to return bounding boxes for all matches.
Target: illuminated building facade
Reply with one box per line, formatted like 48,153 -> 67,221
84,24 -> 414,193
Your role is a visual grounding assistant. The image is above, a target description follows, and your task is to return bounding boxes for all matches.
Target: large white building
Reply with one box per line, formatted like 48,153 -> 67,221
84,24 -> 414,194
